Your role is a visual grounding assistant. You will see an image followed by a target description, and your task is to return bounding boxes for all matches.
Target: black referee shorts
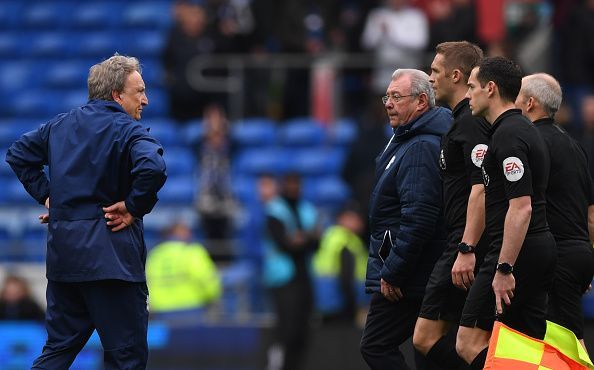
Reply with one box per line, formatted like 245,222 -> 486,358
547,239 -> 594,339
460,232 -> 556,339
419,231 -> 488,323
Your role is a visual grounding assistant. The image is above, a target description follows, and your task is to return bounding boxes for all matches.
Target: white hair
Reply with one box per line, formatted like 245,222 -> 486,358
521,73 -> 562,118
392,69 -> 436,108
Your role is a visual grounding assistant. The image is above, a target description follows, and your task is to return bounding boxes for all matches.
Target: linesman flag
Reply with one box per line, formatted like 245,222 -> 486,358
484,321 -> 594,369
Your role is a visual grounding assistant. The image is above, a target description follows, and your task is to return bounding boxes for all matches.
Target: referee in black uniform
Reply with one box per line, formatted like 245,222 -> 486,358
516,73 -> 594,347
456,57 -> 557,369
413,41 -> 490,370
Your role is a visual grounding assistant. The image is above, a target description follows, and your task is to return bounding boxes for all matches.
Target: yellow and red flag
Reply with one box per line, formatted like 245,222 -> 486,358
484,321 -> 594,370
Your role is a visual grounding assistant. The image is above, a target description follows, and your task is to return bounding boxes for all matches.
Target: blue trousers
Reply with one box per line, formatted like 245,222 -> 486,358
31,279 -> 149,370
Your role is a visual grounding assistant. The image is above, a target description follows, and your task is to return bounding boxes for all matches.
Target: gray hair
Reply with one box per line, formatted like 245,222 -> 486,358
392,69 -> 436,108
521,73 -> 562,118
88,54 -> 142,101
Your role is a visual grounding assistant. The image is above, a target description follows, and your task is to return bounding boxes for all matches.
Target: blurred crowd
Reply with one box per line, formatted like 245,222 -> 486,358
161,0 -> 594,135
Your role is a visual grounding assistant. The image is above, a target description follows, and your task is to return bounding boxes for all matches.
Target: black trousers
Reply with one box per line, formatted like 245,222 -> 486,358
31,279 -> 149,370
360,292 -> 439,370
269,278 -> 313,370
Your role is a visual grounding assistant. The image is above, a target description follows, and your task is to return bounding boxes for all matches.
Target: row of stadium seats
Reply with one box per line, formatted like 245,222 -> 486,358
0,1 -> 173,30
0,31 -> 166,59
0,117 -> 357,148
0,60 -> 164,90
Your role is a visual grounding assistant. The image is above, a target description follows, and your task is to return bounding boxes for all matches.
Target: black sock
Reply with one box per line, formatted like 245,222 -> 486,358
426,335 -> 469,370
469,348 -> 488,370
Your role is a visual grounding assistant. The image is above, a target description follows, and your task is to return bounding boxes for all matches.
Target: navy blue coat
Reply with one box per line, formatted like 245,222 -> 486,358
6,100 -> 167,282
366,107 -> 450,298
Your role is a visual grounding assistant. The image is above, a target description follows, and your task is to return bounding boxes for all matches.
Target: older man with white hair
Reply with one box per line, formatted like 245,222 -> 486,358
516,73 -> 594,348
360,68 -> 451,369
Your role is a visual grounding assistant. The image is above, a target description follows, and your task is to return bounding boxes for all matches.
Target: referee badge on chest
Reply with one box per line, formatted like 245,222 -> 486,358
439,149 -> 446,170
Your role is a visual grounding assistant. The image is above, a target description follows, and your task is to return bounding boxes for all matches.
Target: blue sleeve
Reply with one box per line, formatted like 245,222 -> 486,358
5,124 -> 51,205
124,125 -> 167,217
380,140 -> 442,287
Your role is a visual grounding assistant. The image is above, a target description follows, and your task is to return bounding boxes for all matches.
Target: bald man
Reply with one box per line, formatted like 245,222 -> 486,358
516,73 -> 594,347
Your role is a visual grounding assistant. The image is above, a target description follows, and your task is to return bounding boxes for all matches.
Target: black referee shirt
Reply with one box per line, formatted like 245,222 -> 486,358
440,98 -> 491,233
535,118 -> 594,242
481,109 -> 550,244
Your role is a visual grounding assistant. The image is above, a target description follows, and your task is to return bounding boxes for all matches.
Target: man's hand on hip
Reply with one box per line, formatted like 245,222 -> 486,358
103,201 -> 134,232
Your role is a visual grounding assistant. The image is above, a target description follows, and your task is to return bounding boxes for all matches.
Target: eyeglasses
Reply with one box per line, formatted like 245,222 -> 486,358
381,93 -> 417,105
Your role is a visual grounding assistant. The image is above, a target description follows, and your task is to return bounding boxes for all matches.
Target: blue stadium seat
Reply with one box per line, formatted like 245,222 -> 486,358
279,117 -> 327,146
121,31 -> 166,58
27,32 -> 73,58
234,148 -> 287,175
141,59 -> 165,88
76,32 -> 122,58
0,149 -> 13,177
0,32 -> 22,57
9,90 -> 59,117
303,176 -> 350,209
121,2 -> 173,30
71,3 -> 123,30
45,62 -> 89,89
163,147 -> 196,176
231,118 -> 277,147
231,175 -> 259,205
328,118 -> 358,146
158,176 -> 195,204
0,62 -> 37,92
5,178 -> 32,204
182,120 -> 204,145
287,148 -> 345,176
144,119 -> 180,147
56,89 -> 89,112
0,2 -> 23,30
22,3 -> 69,29
144,88 -> 169,117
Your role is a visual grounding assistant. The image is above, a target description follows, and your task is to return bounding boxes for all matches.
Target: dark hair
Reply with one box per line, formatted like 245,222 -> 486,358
476,57 -> 523,103
435,41 -> 483,81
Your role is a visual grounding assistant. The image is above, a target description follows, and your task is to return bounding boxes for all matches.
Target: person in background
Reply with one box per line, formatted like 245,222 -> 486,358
361,0 -> 429,95
263,173 -> 320,370
312,207 -> 368,323
195,104 -> 237,252
359,68 -> 450,370
146,222 -> 221,315
515,73 -> 594,349
0,275 -> 44,321
162,0 -> 229,122
6,54 -> 166,369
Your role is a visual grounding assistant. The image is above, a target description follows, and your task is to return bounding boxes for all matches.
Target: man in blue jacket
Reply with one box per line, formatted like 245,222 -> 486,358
6,54 -> 167,369
359,68 -> 450,369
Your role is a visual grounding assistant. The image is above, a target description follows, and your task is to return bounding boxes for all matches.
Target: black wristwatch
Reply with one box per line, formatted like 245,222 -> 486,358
496,262 -> 514,275
457,242 -> 475,254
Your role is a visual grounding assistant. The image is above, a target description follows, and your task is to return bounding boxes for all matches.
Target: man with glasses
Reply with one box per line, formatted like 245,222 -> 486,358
360,69 -> 451,369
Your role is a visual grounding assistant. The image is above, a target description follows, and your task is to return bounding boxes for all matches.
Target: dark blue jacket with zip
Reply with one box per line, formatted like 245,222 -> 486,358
6,100 -> 167,282
366,106 -> 450,298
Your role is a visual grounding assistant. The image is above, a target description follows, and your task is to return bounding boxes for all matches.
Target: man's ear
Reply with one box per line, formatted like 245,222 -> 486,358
486,81 -> 496,98
451,69 -> 462,84
527,96 -> 536,112
417,92 -> 429,111
112,90 -> 122,103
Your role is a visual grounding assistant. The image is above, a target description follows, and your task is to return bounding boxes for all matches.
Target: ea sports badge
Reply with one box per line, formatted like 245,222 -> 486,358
502,157 -> 524,181
471,144 -> 488,168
